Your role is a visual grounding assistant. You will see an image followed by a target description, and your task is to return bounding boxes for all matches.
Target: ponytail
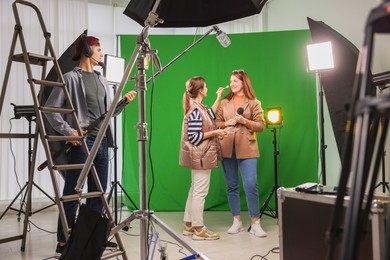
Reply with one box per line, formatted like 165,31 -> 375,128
183,91 -> 190,115
182,76 -> 205,115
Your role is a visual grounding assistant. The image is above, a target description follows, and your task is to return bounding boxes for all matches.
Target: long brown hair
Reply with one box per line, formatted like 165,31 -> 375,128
225,70 -> 256,100
183,76 -> 205,115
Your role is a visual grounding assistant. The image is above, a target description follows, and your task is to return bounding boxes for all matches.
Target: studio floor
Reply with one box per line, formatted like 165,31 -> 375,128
0,206 -> 280,260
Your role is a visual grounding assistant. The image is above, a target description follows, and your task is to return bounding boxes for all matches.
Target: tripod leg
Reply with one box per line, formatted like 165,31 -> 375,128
0,182 -> 28,219
116,181 -> 138,209
259,188 -> 277,219
106,181 -> 139,226
21,128 -> 40,252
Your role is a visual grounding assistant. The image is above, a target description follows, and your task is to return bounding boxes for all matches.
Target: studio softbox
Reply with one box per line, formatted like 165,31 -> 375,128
307,18 -> 376,159
39,30 -> 86,175
124,0 -> 268,28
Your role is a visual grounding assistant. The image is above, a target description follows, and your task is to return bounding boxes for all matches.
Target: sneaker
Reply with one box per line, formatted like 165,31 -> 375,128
250,220 -> 267,237
192,226 -> 220,240
227,219 -> 244,234
183,225 -> 194,236
56,243 -> 65,254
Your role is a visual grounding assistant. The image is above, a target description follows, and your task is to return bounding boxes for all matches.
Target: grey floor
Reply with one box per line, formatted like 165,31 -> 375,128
0,206 -> 280,260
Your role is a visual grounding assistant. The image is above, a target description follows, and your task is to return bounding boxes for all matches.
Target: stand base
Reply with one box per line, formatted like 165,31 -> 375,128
0,181 -> 56,251
0,181 -> 56,220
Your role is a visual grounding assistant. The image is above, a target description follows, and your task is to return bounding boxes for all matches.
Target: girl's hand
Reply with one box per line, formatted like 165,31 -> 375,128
124,90 -> 137,103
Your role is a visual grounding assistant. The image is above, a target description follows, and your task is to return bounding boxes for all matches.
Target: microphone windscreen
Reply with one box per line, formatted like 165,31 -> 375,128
216,32 -> 231,48
237,107 -> 244,115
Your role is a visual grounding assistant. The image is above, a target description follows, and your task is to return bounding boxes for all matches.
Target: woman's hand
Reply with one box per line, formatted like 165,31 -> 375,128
234,114 -> 246,125
216,87 -> 225,100
225,118 -> 237,127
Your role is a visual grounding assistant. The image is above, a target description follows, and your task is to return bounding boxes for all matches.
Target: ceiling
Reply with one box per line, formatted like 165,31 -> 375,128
88,0 -> 129,7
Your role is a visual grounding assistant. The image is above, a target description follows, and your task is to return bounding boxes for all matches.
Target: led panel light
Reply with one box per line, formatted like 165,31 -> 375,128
306,41 -> 335,72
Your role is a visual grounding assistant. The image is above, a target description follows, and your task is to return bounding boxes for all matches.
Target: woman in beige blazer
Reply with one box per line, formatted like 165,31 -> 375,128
215,70 -> 267,238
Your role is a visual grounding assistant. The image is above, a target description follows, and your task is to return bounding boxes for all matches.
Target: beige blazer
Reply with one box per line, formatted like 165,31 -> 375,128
215,97 -> 264,159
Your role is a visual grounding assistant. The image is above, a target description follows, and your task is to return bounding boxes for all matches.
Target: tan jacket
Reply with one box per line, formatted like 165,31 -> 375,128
215,98 -> 264,159
179,100 -> 222,170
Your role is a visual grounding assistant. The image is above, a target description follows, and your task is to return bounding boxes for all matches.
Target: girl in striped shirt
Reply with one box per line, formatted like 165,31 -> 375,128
179,76 -> 227,240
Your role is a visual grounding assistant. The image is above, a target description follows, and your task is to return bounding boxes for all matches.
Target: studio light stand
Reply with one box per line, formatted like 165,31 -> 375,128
306,41 -> 335,185
259,107 -> 283,219
103,54 -> 139,225
0,104 -> 55,249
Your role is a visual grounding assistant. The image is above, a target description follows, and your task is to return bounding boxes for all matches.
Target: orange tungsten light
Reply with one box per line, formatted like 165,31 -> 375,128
265,107 -> 283,128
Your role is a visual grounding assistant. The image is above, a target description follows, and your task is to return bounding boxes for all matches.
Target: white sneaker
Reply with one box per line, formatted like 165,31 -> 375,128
250,220 -> 267,237
227,219 -> 244,234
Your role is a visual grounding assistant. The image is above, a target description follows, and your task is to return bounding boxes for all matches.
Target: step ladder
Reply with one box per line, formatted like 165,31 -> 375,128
0,1 -> 127,258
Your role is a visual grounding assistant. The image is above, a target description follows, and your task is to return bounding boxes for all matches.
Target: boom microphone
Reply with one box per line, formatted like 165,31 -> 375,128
237,107 -> 244,115
90,56 -> 105,68
213,26 -> 231,48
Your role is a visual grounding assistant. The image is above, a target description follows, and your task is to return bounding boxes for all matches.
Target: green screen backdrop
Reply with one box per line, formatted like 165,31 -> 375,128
119,30 -> 318,212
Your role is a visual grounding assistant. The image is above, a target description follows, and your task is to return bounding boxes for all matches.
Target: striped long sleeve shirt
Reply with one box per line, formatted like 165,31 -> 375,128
188,108 -> 216,146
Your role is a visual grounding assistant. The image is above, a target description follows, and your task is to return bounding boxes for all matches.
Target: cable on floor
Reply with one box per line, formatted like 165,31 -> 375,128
250,246 -> 280,260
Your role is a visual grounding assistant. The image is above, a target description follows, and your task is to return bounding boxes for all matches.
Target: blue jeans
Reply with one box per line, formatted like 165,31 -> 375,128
57,135 -> 108,243
221,149 -> 259,218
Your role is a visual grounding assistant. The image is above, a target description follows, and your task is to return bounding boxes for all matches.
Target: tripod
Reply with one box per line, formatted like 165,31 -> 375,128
259,127 -> 280,219
0,115 -> 56,220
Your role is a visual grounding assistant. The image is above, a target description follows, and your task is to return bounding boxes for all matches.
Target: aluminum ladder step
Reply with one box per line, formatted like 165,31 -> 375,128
12,52 -> 53,65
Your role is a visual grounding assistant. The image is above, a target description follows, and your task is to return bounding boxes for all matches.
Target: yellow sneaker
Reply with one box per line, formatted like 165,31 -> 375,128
183,225 -> 194,236
192,226 -> 220,240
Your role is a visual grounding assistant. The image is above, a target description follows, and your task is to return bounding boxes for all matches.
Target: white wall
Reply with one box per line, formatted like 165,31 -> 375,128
0,0 -> 88,204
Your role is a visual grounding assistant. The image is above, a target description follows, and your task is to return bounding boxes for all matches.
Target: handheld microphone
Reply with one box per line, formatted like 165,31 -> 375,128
213,26 -> 231,48
237,107 -> 244,115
